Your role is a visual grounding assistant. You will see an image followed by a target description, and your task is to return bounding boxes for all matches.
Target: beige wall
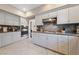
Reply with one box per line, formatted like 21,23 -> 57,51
0,4 -> 25,17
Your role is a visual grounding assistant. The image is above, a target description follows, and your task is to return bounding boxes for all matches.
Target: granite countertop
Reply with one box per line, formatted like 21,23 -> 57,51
33,31 -> 79,37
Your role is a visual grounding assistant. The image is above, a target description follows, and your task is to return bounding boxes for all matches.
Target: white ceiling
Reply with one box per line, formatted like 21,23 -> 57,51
11,4 -> 43,12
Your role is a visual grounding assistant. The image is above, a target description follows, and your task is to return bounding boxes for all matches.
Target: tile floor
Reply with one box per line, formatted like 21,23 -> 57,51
0,38 -> 60,55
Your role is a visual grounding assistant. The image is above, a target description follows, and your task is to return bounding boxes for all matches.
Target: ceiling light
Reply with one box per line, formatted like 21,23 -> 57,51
22,8 -> 26,12
49,18 -> 52,21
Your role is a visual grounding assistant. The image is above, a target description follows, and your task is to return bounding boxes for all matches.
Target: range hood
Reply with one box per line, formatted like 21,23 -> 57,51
43,17 -> 57,24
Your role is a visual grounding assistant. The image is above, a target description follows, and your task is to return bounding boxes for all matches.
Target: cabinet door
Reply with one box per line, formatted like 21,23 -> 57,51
12,32 -> 21,42
41,13 -> 49,19
76,37 -> 79,55
57,8 -> 68,24
5,13 -> 13,25
48,11 -> 57,18
0,11 -> 5,24
69,36 -> 78,55
32,33 -> 39,44
37,33 -> 48,47
69,5 -> 79,23
58,35 -> 69,54
13,16 -> 20,26
0,34 -> 3,47
47,34 -> 58,51
2,33 -> 12,46
35,15 -> 43,25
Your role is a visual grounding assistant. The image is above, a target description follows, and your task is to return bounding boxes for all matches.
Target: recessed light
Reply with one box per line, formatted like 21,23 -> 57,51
22,8 -> 26,12
49,18 -> 52,21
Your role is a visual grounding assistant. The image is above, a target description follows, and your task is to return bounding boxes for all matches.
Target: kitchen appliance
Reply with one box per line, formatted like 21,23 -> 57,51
43,17 -> 57,24
21,25 -> 28,37
77,25 -> 79,34
3,27 -> 7,32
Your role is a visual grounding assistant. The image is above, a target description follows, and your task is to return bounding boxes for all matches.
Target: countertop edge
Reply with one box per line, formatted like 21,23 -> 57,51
32,31 -> 79,37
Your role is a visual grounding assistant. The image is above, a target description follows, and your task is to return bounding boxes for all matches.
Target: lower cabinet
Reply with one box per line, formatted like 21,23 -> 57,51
32,33 -> 39,44
38,33 -> 48,47
69,36 -> 79,55
0,32 -> 21,47
32,32 -> 79,55
13,32 -> 21,42
47,34 -> 58,51
0,34 -> 3,47
58,35 -> 69,54
2,33 -> 12,46
32,33 -> 48,47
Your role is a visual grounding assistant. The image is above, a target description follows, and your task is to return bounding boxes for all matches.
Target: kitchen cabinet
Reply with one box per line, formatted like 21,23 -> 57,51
13,15 -> 20,26
47,34 -> 58,51
38,33 -> 48,47
57,8 -> 69,24
1,32 -> 21,47
0,34 -> 3,47
5,12 -> 20,26
5,13 -> 14,25
0,10 -> 5,25
35,15 -> 43,25
69,36 -> 78,55
69,5 -> 79,23
12,32 -> 21,42
1,33 -> 12,46
32,33 -> 39,44
48,11 -> 57,18
41,13 -> 49,19
76,37 -> 79,55
32,32 -> 48,47
58,35 -> 69,54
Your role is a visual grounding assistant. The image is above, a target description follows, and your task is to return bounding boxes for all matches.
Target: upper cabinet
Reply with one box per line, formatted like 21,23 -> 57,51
41,13 -> 49,19
69,5 -> 79,23
57,8 -> 69,24
48,11 -> 57,18
13,15 -> 20,26
35,15 -> 43,25
0,10 -> 5,25
5,13 -> 20,26
0,10 -> 20,26
5,13 -> 14,25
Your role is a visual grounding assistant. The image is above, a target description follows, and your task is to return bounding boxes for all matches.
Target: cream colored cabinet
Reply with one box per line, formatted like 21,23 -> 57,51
58,35 -> 69,54
12,32 -> 21,42
0,34 -> 3,47
38,33 -> 48,47
32,33 -> 39,44
32,33 -> 48,48
41,13 -> 49,19
5,13 -> 13,25
69,5 -> 79,23
47,34 -> 58,51
76,37 -> 79,55
5,12 -> 20,26
0,10 -> 5,25
69,36 -> 78,55
35,15 -> 43,25
1,33 -> 12,46
57,8 -> 69,24
13,15 -> 20,26
48,11 -> 57,18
